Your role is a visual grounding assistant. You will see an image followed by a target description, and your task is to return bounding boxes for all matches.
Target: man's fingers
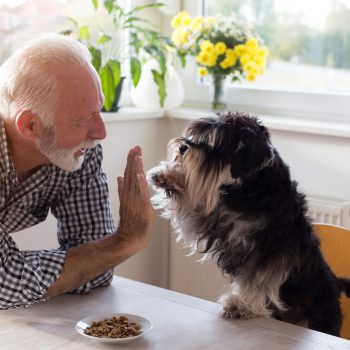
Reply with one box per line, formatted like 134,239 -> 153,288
137,174 -> 151,201
124,148 -> 135,178
134,145 -> 142,157
124,146 -> 142,182
135,156 -> 145,175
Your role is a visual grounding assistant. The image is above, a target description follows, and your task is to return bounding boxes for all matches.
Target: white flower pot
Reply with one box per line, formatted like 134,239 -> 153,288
131,59 -> 185,110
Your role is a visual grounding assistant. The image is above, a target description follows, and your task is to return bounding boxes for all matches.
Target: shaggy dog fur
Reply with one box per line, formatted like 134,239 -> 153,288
147,111 -> 350,336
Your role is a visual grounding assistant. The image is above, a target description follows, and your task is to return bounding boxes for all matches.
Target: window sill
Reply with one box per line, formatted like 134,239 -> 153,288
101,107 -> 164,123
102,105 -> 350,139
166,106 -> 350,139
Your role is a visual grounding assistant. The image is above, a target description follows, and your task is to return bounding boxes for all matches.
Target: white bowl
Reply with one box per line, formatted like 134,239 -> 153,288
75,312 -> 153,344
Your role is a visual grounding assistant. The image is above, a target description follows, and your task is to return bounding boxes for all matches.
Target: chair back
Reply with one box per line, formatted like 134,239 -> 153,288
313,223 -> 350,339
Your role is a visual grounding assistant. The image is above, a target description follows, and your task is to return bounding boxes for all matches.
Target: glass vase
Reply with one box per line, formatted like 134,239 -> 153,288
209,74 -> 227,111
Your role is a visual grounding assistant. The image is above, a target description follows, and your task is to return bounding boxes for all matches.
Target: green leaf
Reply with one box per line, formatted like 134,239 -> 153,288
131,3 -> 164,13
108,59 -> 121,88
177,52 -> 187,67
60,30 -> 72,36
151,69 -> 166,108
130,58 -> 142,87
100,63 -> 116,111
67,16 -> 79,27
122,16 -> 147,26
158,53 -> 166,76
130,33 -> 142,55
78,25 -> 90,41
144,45 -> 167,76
91,0 -> 98,11
104,0 -> 115,14
88,47 -> 102,73
97,33 -> 112,44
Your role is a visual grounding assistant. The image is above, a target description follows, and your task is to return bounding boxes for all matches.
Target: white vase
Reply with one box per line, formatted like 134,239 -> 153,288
131,59 -> 185,110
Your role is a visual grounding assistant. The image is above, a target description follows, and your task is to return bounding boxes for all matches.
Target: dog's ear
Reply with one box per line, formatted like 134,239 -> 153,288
230,125 -> 272,179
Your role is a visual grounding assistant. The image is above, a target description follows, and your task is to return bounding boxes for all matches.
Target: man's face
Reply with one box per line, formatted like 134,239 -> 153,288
35,124 -> 99,172
36,64 -> 106,172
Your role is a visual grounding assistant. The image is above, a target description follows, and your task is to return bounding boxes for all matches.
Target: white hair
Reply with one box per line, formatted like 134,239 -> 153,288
0,33 -> 93,126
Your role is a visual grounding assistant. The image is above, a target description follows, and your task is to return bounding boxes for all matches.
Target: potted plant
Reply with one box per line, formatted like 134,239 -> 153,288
63,0 -> 170,111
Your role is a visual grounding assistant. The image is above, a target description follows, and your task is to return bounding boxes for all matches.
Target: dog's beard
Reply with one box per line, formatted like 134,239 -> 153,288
36,125 -> 99,172
147,137 -> 237,251
148,138 -> 234,214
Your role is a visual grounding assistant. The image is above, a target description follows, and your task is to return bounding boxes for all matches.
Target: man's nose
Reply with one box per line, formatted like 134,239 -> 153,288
89,113 -> 106,140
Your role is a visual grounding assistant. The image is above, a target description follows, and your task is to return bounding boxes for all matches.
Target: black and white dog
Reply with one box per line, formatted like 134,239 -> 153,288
148,111 -> 350,336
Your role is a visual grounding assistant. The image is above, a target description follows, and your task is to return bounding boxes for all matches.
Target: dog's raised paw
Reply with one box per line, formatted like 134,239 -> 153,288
151,173 -> 167,188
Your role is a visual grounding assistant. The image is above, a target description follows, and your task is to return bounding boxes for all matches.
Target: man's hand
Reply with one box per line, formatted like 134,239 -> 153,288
116,146 -> 155,255
44,146 -> 154,299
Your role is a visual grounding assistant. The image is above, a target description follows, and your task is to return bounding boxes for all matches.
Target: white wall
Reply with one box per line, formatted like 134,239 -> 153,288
270,129 -> 350,200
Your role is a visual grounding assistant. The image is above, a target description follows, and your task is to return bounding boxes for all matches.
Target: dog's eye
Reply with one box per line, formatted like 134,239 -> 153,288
179,144 -> 188,155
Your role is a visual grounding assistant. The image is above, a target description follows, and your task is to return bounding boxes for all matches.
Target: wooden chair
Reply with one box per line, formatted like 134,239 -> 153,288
313,223 -> 350,339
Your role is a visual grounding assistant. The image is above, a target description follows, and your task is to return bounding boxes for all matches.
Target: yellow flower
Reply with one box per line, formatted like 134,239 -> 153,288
171,12 -> 268,83
206,52 -> 218,67
240,54 -> 251,66
196,52 -> 210,65
219,59 -> 230,69
246,37 -> 259,49
245,72 -> 257,82
258,47 -> 269,57
254,56 -> 267,68
198,67 -> 208,77
243,61 -> 260,75
171,16 -> 182,29
189,16 -> 204,32
226,56 -> 237,66
225,49 -> 236,59
171,28 -> 189,46
234,44 -> 247,57
200,40 -> 215,53
182,13 -> 192,26
215,42 -> 227,55
220,54 -> 236,69
171,11 -> 190,29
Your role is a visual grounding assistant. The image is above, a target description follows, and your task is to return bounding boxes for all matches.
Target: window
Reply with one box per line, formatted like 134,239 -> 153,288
0,0 -> 106,64
182,1 -> 350,122
1,0 -> 64,63
205,0 -> 350,94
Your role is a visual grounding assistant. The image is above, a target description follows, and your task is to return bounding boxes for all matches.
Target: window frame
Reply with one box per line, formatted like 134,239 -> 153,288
181,0 -> 350,123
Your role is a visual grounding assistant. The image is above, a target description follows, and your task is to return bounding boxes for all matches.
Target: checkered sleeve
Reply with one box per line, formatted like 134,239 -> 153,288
51,144 -> 116,294
0,224 -> 66,310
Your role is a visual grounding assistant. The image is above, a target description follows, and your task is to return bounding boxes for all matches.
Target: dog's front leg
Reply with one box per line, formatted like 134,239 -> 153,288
218,281 -> 274,320
219,294 -> 257,319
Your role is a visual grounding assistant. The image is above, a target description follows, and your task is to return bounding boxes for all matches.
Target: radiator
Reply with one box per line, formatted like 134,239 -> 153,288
307,195 -> 350,228
168,195 -> 350,302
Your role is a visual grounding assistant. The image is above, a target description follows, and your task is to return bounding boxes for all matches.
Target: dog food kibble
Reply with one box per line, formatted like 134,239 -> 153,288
84,315 -> 141,338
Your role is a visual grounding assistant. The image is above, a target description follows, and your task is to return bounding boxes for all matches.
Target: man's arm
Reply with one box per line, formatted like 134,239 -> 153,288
44,146 -> 154,299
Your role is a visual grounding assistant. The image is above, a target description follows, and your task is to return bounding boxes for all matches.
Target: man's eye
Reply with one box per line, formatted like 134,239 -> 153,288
179,144 -> 188,155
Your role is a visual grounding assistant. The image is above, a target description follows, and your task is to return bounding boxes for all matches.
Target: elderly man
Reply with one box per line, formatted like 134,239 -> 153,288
0,34 -> 154,309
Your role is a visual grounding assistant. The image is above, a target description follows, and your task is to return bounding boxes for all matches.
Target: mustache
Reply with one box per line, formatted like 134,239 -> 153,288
77,139 -> 99,151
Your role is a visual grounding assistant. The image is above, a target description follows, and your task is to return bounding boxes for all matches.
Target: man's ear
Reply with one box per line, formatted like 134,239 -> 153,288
15,111 -> 39,140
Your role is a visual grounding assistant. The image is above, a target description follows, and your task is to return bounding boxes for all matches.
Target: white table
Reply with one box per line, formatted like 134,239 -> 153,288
0,276 -> 349,349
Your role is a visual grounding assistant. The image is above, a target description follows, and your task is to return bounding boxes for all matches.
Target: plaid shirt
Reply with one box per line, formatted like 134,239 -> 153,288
0,119 -> 116,309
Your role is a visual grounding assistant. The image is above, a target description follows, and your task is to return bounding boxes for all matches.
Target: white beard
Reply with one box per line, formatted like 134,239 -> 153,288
36,125 -> 98,172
